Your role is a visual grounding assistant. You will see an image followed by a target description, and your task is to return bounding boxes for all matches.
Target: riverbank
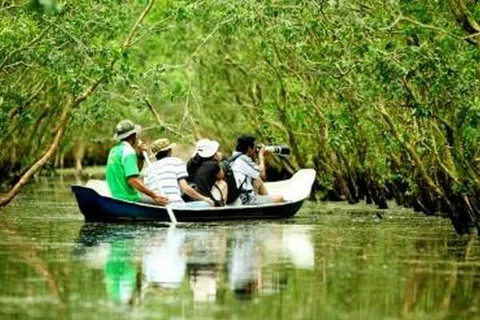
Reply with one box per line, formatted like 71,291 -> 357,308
54,166 -> 105,180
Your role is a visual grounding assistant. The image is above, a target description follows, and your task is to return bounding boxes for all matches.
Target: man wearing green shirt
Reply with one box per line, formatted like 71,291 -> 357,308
106,119 -> 168,205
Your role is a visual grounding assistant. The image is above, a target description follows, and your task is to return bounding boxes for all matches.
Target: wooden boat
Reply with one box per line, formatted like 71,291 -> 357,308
71,169 -> 316,222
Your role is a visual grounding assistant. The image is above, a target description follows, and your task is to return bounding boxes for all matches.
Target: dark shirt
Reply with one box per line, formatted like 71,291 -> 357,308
187,158 -> 219,198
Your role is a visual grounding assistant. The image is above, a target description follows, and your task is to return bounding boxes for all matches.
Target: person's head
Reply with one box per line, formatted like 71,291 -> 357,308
196,139 -> 220,160
151,138 -> 176,160
235,135 -> 256,156
114,119 -> 141,145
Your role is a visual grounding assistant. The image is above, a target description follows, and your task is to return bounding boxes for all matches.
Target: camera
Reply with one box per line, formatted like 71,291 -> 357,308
255,145 -> 290,157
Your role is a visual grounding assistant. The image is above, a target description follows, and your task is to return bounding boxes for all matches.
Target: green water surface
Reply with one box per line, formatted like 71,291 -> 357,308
0,177 -> 479,320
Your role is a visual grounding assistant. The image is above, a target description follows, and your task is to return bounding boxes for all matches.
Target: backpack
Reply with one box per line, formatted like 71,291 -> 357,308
221,153 -> 246,204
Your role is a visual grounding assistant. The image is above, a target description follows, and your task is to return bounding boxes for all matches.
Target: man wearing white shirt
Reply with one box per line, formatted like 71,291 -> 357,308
144,138 -> 214,208
230,135 -> 284,205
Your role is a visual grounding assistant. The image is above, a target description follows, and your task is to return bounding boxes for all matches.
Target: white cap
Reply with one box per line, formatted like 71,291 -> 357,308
196,139 -> 219,158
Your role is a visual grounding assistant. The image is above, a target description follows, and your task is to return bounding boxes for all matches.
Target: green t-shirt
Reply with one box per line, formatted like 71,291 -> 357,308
106,141 -> 140,202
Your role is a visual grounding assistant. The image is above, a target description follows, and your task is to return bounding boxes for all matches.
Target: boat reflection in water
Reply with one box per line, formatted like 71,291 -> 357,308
74,223 -> 315,305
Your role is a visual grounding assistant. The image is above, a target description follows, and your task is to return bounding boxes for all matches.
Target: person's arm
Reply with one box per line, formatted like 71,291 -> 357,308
216,166 -> 225,180
257,149 -> 267,180
178,179 -> 214,206
128,176 -> 169,205
254,177 -> 269,195
136,140 -> 150,172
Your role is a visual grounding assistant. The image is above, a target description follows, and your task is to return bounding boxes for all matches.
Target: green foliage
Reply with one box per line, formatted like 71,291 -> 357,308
0,0 -> 154,175
2,0 -> 480,227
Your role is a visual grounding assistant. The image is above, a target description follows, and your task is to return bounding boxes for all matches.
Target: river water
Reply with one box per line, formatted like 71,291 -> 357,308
0,177 -> 479,320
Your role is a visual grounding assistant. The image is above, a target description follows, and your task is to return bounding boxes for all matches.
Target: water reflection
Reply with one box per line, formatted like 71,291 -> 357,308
104,239 -> 140,305
74,223 -> 315,305
229,229 -> 262,299
142,228 -> 186,290
4,178 -> 480,319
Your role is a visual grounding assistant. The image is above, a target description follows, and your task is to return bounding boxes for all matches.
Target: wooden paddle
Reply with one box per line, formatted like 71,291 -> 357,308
142,151 -> 177,224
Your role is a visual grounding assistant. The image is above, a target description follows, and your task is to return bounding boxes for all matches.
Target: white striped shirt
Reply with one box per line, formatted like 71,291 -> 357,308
144,157 -> 188,203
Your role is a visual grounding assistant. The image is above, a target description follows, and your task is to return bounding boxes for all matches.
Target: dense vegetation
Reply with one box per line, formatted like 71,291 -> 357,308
1,0 -> 480,234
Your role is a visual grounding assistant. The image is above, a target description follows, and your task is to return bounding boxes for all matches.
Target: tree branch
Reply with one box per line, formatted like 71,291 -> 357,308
449,0 -> 480,45
376,103 -> 448,200
382,15 -> 461,41
0,0 -> 156,209
8,81 -> 46,119
0,24 -> 52,72
144,97 -> 183,137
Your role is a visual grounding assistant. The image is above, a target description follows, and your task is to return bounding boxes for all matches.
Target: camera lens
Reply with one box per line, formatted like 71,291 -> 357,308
277,146 -> 290,156
263,145 -> 290,157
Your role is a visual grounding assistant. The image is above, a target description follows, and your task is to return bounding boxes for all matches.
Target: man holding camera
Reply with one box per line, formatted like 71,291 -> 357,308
230,135 -> 284,205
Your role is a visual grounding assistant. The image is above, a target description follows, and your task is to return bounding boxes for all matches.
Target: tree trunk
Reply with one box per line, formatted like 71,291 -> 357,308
0,99 -> 71,208
73,140 -> 85,182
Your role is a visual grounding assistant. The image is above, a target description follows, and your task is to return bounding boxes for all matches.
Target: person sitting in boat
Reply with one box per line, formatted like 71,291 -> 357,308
230,135 -> 284,205
106,119 -> 169,205
143,138 -> 214,208
186,139 -> 228,206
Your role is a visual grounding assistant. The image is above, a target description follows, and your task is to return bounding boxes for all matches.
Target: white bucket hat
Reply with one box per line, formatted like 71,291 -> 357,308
196,139 -> 219,158
114,119 -> 141,140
